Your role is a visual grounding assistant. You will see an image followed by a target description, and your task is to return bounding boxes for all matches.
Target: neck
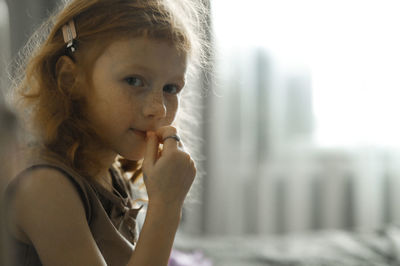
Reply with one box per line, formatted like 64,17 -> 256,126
91,150 -> 117,181
80,139 -> 118,187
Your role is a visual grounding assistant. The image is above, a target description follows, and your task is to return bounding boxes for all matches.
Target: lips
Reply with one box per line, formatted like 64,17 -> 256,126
130,128 -> 146,138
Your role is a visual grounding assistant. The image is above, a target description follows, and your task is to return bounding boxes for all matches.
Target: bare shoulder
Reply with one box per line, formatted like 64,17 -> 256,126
12,167 -> 81,198
8,167 -> 106,265
11,167 -> 85,228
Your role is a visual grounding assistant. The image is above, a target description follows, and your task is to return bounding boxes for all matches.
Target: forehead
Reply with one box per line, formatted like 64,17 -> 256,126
98,37 -> 188,75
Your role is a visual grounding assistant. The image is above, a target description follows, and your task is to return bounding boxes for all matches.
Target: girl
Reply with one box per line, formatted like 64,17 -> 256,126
3,0 -> 208,265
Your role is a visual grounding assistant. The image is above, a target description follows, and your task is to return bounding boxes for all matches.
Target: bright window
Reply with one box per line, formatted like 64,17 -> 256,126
212,0 -> 400,148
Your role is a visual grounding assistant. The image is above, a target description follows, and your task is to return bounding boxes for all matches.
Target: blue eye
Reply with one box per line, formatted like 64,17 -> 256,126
125,77 -> 144,87
163,84 -> 180,94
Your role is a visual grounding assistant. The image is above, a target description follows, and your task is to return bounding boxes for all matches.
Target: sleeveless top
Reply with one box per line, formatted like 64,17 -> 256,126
2,156 -> 143,266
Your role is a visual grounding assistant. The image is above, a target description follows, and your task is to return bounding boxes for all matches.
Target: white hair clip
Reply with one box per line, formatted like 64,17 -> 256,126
62,19 -> 77,53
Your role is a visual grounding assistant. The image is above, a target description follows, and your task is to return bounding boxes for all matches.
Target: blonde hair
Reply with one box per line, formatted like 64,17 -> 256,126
11,0 -> 210,181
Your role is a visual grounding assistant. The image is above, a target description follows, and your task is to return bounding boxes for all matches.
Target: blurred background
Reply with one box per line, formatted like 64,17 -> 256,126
2,0 -> 400,242
203,0 -> 400,237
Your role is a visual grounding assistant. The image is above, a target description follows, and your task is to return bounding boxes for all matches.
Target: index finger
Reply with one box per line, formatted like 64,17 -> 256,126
155,126 -> 180,153
143,131 -> 159,169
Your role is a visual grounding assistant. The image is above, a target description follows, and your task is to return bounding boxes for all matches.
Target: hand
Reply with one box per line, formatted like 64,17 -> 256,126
142,126 -> 196,209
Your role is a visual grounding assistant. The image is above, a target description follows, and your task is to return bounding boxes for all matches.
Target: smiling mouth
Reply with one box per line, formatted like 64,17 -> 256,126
130,128 -> 147,138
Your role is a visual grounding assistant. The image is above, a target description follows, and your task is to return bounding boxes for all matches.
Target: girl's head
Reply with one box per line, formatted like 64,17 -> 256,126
13,0 -> 209,178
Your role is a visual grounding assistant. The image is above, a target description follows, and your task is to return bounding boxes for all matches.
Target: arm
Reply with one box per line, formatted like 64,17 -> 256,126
128,202 -> 182,265
127,126 -> 196,266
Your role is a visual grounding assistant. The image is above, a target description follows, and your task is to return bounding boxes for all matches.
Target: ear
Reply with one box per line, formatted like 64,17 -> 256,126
55,56 -> 78,92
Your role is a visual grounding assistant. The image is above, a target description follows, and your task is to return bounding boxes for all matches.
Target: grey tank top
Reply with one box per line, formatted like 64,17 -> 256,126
3,157 -> 142,266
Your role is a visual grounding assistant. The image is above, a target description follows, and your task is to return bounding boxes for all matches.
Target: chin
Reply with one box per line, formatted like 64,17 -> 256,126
122,154 -> 144,161
117,151 -> 144,161
118,148 -> 145,161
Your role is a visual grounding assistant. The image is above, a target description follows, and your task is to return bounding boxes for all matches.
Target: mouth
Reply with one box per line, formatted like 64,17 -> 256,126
129,128 -> 147,138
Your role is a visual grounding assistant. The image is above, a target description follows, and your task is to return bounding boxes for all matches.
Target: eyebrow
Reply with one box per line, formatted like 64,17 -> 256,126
116,63 -> 154,74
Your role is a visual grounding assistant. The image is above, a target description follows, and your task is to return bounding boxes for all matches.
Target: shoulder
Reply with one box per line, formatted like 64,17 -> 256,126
8,164 -> 92,215
5,167 -> 107,265
6,167 -> 89,238
11,166 -> 80,195
9,166 -> 86,211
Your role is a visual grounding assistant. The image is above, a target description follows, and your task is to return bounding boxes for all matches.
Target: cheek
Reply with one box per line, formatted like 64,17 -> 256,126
166,98 -> 179,122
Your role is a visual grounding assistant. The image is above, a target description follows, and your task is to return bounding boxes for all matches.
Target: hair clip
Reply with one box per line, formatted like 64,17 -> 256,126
62,19 -> 77,53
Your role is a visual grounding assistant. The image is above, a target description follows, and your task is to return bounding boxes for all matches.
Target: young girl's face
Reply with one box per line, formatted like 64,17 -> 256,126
84,37 -> 187,160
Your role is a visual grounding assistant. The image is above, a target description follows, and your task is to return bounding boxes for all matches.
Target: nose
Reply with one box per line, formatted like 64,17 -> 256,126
142,89 -> 166,120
